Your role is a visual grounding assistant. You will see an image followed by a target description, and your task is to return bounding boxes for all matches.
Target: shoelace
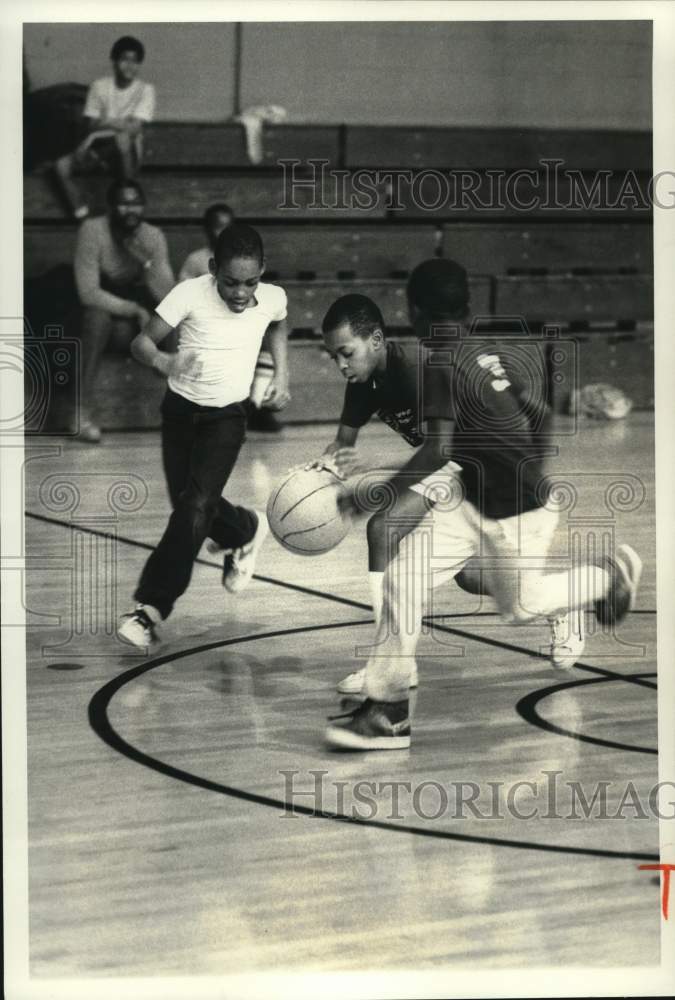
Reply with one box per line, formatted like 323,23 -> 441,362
550,615 -> 567,643
130,608 -> 155,630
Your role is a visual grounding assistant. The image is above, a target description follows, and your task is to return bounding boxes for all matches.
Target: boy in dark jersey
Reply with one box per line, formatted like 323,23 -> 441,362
319,260 -> 641,751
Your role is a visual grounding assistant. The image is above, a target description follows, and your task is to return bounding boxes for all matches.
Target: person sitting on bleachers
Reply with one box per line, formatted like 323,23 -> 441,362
73,178 -> 174,442
179,203 -> 234,281
179,202 -> 282,433
54,35 -> 155,221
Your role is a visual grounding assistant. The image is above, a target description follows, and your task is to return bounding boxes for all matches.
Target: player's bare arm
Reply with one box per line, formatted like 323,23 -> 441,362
262,318 -> 291,410
343,417 -> 454,571
131,313 -> 201,379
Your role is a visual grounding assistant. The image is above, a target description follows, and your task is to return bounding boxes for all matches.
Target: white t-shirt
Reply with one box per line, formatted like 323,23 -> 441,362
84,77 -> 156,122
157,276 -> 287,407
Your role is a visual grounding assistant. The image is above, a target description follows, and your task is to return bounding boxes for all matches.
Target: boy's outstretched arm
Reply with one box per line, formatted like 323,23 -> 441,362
131,314 -> 202,380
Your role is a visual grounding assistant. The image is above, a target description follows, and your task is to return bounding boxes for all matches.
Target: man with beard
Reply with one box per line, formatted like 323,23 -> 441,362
73,178 -> 175,441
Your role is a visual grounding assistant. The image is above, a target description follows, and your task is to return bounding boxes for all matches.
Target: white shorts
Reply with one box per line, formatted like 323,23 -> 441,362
407,464 -> 559,588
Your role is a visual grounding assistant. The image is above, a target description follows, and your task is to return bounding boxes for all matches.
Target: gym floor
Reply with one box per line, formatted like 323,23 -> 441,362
22,412 -> 658,976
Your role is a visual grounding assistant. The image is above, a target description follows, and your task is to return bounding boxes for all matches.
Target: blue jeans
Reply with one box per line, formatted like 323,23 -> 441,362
134,388 -> 257,619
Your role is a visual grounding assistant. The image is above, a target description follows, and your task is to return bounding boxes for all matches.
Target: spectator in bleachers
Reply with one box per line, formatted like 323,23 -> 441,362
179,202 -> 282,433
54,35 -> 155,221
74,178 -> 174,442
179,203 -> 234,282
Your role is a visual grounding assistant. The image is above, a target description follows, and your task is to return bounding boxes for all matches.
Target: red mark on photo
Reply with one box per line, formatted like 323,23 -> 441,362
638,863 -> 675,919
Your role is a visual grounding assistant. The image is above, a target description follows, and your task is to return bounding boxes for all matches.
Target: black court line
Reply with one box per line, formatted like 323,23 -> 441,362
29,508 -> 659,857
26,510 -> 369,613
25,509 -> 657,691
87,622 -> 660,863
517,673 -> 658,755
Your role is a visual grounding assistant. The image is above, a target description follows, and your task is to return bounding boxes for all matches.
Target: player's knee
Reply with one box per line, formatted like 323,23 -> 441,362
179,490 -> 216,534
115,130 -> 132,152
54,154 -> 73,177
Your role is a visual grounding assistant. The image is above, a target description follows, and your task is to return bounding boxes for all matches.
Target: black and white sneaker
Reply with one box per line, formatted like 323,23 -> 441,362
118,606 -> 160,648
594,544 -> 642,626
325,698 -> 411,751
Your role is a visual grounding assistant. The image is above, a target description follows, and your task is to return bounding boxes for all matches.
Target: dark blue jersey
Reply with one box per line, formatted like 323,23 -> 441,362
340,338 -> 552,518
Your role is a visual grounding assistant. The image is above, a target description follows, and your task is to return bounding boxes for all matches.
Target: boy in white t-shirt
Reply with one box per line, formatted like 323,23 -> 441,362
54,35 -> 155,220
180,202 -> 283,433
119,223 -> 291,647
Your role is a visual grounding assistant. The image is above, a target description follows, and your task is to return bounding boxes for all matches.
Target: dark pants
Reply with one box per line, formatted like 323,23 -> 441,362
134,388 -> 257,619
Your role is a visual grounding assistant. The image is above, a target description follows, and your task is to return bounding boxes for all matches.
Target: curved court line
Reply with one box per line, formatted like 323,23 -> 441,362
28,509 -> 660,858
88,621 -> 659,863
516,673 -> 658,755
25,509 -> 657,692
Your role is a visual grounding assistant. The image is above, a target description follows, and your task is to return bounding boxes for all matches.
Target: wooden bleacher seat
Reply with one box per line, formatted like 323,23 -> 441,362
143,123 -> 250,168
24,223 -> 441,282
24,172 -> 388,221
395,171 -> 652,220
345,126 -> 651,171
494,274 -> 653,323
142,123 -> 341,169
440,223 -> 652,275
260,224 -> 440,278
282,276 -> 492,335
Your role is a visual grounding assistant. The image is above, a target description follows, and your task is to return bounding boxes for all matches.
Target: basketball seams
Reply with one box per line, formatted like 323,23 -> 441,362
279,482 -> 339,522
282,514 -> 342,541
268,471 -> 299,517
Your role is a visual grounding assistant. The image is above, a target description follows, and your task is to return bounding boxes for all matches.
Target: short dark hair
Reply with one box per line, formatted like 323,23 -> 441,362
213,222 -> 264,268
110,36 -> 145,62
203,203 -> 234,230
322,294 -> 386,338
106,178 -> 145,206
407,258 -> 469,320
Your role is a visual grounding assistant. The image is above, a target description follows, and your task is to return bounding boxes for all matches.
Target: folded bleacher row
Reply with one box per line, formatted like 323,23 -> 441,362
23,123 -> 654,427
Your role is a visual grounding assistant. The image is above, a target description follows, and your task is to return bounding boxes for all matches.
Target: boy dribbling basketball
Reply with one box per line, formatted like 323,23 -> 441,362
118,223 -> 290,647
313,274 -> 581,694
317,260 -> 641,750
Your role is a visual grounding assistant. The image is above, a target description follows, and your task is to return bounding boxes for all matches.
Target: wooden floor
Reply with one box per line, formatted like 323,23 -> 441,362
23,412 -> 660,978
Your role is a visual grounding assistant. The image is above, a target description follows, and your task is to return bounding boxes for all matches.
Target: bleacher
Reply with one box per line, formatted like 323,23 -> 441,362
23,122 -> 654,427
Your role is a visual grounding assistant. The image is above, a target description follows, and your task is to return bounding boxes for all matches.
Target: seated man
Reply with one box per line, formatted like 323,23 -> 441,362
73,178 -> 174,442
179,201 -> 282,434
54,35 -> 155,220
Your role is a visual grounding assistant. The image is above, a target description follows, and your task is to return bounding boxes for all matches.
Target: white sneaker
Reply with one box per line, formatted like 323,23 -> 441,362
223,511 -> 269,594
118,605 -> 160,648
336,663 -> 419,695
549,610 -> 585,668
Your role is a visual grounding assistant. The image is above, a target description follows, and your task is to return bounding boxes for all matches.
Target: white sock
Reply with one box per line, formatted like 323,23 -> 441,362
369,571 -> 384,628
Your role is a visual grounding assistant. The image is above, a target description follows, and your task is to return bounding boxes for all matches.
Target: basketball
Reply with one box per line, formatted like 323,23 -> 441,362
267,466 -> 351,555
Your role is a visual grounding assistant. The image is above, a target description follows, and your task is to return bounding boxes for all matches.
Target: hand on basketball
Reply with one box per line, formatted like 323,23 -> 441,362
262,374 -> 291,410
305,447 -> 361,480
304,455 -> 342,478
